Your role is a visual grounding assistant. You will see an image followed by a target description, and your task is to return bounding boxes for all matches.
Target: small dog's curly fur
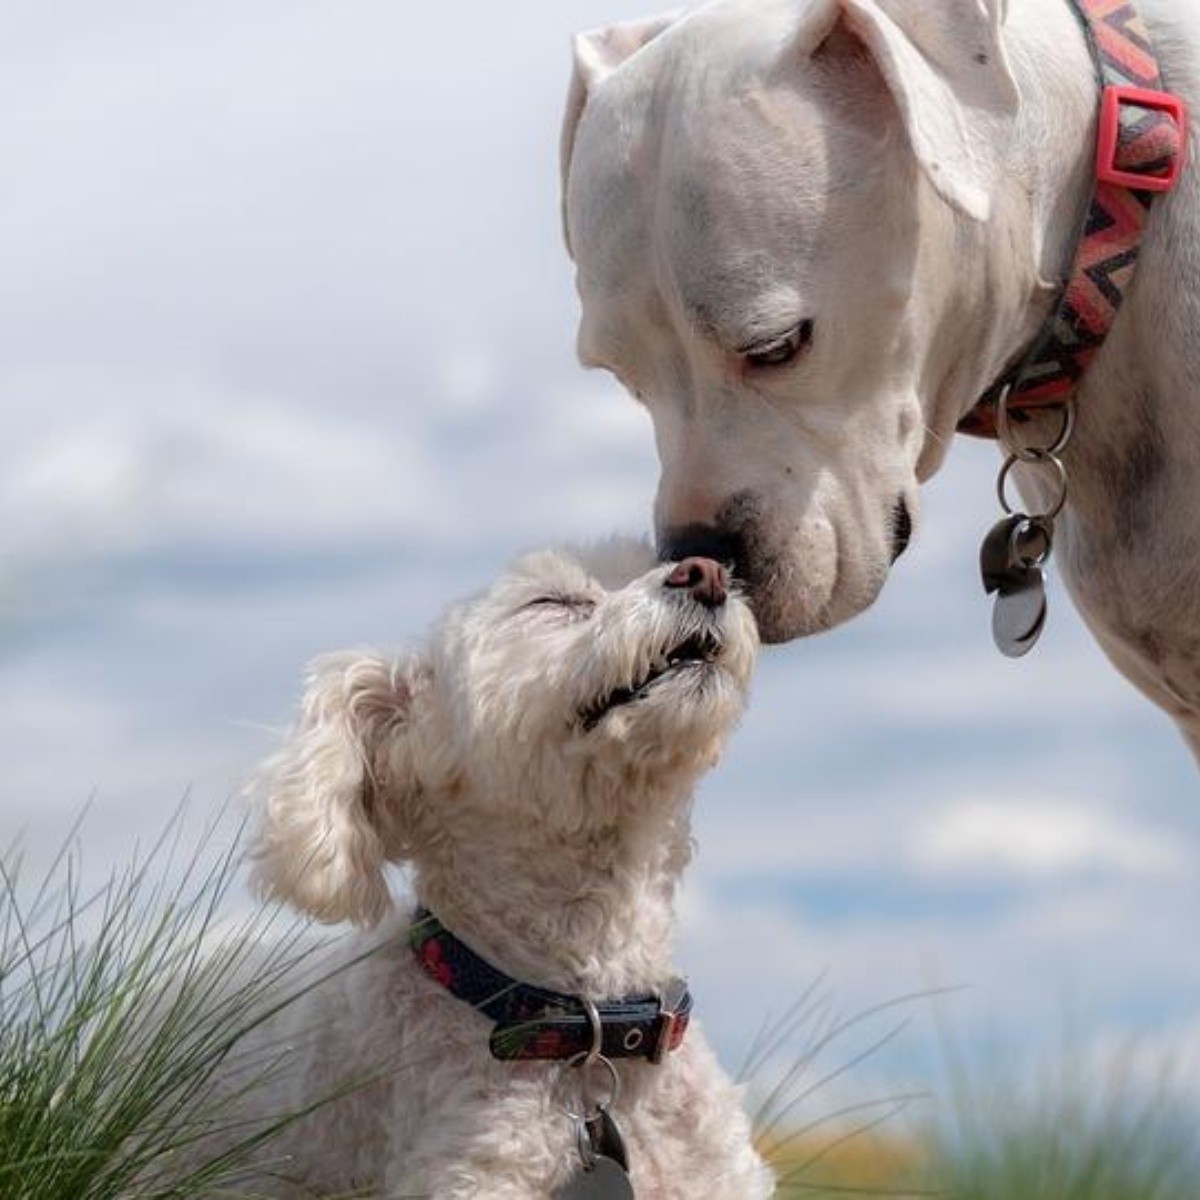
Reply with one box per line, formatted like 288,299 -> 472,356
236,538 -> 773,1198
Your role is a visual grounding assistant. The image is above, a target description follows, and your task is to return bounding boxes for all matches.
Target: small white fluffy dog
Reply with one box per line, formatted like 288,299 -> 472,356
240,538 -> 773,1198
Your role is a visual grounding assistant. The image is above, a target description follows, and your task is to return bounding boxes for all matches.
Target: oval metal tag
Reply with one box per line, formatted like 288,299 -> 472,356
555,1155 -> 636,1200
993,576 -> 1048,658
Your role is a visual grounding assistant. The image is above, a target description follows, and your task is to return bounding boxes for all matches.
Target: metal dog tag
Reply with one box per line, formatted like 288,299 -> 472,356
587,1106 -> 629,1171
555,1155 -> 635,1200
992,570 -> 1047,657
555,1104 -> 634,1199
980,514 -> 1026,594
980,515 -> 1051,657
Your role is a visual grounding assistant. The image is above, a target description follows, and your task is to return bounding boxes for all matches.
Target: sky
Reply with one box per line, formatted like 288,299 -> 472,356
2,0 -> 1198,1130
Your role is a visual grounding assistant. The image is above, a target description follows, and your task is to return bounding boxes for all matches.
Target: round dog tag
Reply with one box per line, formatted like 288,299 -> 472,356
979,513 -> 1025,593
555,1156 -> 635,1200
589,1107 -> 629,1171
992,572 -> 1047,658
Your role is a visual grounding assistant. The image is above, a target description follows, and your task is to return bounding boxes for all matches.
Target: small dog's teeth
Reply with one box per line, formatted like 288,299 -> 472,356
579,631 -> 725,732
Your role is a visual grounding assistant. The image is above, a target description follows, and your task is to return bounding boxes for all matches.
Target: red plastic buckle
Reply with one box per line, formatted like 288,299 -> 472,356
1096,85 -> 1188,192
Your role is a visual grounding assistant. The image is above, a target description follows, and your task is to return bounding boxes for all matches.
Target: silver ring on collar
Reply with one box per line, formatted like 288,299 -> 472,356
579,995 -> 603,1068
563,1051 -> 621,1117
996,386 -> 1076,462
997,450 -> 1068,522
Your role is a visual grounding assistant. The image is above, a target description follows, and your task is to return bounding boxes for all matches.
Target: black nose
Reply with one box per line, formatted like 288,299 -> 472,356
658,525 -> 743,579
664,557 -> 728,608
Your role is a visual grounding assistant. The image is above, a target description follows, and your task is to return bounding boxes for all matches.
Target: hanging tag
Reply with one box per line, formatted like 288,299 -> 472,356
979,514 -> 1052,657
587,1106 -> 629,1172
993,568 -> 1048,657
556,1103 -> 635,1199
980,514 -> 1026,594
555,1155 -> 635,1200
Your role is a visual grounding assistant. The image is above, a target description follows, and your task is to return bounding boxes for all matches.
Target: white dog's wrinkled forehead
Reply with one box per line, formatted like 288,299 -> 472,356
566,10 -> 850,361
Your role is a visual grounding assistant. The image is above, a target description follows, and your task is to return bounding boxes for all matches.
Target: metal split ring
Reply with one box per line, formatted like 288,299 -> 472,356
1007,513 -> 1054,569
996,450 -> 1068,522
564,1051 -> 621,1116
996,386 -> 1076,462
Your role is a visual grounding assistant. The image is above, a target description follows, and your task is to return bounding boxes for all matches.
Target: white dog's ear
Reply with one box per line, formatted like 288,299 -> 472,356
251,651 -> 428,927
805,0 -> 1019,221
560,10 -> 683,253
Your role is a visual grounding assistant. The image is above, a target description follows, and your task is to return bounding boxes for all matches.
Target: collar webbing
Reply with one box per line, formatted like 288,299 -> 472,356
958,0 -> 1187,438
410,907 -> 692,1063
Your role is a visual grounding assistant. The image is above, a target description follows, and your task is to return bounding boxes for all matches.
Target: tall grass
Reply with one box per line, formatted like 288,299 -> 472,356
6,813 -> 1196,1200
756,989 -> 1200,1200
747,976 -> 937,1198
923,1030 -> 1200,1200
0,811 -> 347,1199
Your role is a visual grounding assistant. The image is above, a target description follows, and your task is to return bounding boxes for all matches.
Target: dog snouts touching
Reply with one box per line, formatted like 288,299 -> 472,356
659,524 -> 743,575
664,557 -> 728,608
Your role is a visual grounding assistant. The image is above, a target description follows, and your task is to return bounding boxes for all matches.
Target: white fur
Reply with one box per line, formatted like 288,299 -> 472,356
233,539 -> 771,1198
562,0 -> 1200,761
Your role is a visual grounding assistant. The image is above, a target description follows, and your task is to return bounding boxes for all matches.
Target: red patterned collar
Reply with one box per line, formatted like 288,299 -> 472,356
958,0 -> 1187,438
410,907 -> 692,1063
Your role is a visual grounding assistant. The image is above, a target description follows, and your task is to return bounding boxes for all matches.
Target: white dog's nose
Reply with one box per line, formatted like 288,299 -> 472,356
664,557 -> 728,609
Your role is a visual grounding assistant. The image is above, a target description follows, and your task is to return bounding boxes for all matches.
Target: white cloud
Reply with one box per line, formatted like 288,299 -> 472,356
909,798 -> 1185,879
0,375 -> 447,558
0,364 -> 657,581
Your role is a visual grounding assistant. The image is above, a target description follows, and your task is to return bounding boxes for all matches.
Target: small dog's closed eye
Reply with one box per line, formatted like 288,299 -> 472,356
214,537 -> 772,1198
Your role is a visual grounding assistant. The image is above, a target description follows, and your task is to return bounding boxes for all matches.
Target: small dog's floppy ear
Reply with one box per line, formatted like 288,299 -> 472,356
251,650 -> 427,927
560,10 -> 683,254
803,0 -> 1019,221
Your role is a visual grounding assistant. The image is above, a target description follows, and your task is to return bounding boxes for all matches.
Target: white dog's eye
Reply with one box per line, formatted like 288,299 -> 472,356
744,320 -> 814,369
522,595 -> 597,619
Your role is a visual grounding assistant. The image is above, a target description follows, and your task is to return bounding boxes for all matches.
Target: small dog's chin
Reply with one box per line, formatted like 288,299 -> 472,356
579,644 -> 723,729
584,663 -> 744,746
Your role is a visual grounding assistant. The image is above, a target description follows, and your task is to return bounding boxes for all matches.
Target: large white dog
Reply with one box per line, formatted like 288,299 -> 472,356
561,0 -> 1200,759
232,541 -> 771,1198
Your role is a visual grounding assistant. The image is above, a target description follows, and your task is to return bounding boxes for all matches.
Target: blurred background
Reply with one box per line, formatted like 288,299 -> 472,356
2,0 -> 1197,1121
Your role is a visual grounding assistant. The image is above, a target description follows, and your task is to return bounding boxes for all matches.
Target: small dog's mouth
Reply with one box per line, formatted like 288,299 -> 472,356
578,630 -> 723,732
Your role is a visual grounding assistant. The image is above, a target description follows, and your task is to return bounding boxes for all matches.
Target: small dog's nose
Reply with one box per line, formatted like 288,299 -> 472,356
659,524 -> 745,586
664,557 -> 728,608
